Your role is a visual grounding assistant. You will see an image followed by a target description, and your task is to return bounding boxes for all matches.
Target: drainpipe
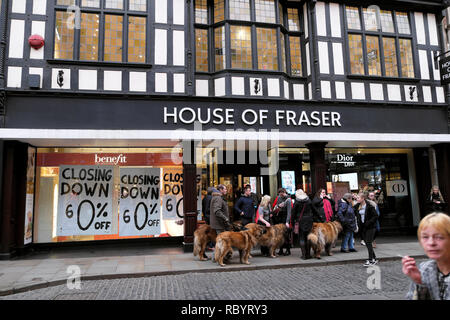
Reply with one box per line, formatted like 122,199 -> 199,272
0,0 -> 9,127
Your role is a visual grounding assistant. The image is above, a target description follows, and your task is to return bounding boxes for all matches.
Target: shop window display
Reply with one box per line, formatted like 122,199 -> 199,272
33,148 -> 210,243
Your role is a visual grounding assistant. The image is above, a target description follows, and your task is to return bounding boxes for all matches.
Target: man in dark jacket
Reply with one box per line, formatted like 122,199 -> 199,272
336,193 -> 357,253
354,193 -> 379,267
210,185 -> 232,234
202,187 -> 214,225
234,185 -> 255,226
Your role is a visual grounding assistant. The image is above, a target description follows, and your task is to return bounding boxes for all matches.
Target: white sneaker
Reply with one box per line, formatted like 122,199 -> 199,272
361,240 -> 366,246
363,259 -> 378,267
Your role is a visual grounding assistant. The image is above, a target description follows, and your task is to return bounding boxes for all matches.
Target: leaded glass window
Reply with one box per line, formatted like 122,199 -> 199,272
346,5 -> 415,78
54,11 -> 74,59
229,0 -> 250,21
193,0 -> 304,76
346,6 -> 361,30
128,16 -> 146,63
129,0 -> 146,11
80,13 -> 99,61
255,0 -> 276,23
287,8 -> 300,31
195,0 -> 208,24
196,29 -> 208,72
348,34 -> 364,74
54,1 -> 148,63
257,28 -> 277,70
231,26 -> 252,69
215,26 -> 226,70
289,36 -> 302,76
104,14 -> 123,62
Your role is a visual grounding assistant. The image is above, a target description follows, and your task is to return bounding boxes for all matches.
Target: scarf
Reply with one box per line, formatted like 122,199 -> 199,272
323,198 -> 333,222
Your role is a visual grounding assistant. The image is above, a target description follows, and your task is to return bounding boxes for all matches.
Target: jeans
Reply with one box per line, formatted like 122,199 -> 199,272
364,228 -> 377,261
341,230 -> 355,250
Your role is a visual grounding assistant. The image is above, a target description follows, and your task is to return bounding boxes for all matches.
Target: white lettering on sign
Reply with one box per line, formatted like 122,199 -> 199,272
163,107 -> 342,127
331,154 -> 355,167
95,154 -> 127,165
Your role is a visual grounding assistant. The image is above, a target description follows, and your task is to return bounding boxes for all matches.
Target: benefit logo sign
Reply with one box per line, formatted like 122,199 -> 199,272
57,166 -> 113,236
119,168 -> 161,236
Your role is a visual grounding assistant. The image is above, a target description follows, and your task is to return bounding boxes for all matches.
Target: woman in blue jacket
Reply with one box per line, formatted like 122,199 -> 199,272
337,193 -> 357,253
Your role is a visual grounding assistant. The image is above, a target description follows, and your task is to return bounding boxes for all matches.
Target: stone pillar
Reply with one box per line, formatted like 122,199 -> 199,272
182,141 -> 197,252
432,143 -> 450,214
306,142 -> 328,195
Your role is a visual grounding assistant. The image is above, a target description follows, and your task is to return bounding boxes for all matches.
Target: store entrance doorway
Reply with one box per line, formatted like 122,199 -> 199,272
218,165 -> 265,222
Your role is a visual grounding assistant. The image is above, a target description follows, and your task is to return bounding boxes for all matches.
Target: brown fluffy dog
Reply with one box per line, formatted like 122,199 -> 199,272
193,224 -> 217,261
193,222 -> 244,261
214,224 -> 265,266
307,221 -> 343,259
246,223 -> 288,258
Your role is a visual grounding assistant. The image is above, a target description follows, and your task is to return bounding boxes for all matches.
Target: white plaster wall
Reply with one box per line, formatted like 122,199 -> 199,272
154,29 -> 167,65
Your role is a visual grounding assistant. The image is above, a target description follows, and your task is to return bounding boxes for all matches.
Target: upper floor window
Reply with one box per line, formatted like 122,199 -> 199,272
194,0 -> 303,77
345,6 -> 414,78
54,0 -> 147,63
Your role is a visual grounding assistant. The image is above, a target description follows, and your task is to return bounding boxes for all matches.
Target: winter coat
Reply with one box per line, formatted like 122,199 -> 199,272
201,187 -> 214,222
234,195 -> 256,220
336,199 -> 357,232
406,260 -> 450,300
292,197 -> 313,232
210,189 -> 231,230
354,200 -> 378,231
272,196 -> 292,225
426,193 -> 447,213
312,196 -> 335,223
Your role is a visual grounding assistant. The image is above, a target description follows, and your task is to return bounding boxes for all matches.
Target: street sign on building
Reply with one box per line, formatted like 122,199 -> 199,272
439,54 -> 450,85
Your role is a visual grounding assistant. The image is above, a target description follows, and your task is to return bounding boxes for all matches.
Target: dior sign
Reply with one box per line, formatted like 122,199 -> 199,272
331,154 -> 356,167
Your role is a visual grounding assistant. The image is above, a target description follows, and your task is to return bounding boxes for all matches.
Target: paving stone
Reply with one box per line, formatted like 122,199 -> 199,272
0,259 -> 424,300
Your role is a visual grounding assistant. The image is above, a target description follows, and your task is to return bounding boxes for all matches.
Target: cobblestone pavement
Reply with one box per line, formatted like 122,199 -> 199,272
0,259 -> 423,300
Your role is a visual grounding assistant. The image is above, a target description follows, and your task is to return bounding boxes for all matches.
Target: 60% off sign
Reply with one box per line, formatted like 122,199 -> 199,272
119,168 -> 161,236
57,166 -> 113,236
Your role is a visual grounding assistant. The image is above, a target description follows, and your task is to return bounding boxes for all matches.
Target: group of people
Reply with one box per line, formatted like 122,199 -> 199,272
202,184 -> 384,267
201,183 -> 449,300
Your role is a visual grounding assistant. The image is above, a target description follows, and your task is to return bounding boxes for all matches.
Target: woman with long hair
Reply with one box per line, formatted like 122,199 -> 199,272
257,195 -> 271,227
312,188 -> 335,223
257,195 -> 271,256
426,186 -> 447,214
354,192 -> 379,267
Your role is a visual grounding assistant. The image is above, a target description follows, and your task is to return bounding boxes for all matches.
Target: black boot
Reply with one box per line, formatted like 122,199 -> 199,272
284,245 -> 291,256
305,241 -> 312,259
300,244 -> 307,260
